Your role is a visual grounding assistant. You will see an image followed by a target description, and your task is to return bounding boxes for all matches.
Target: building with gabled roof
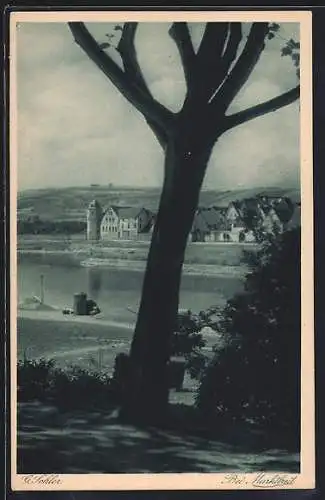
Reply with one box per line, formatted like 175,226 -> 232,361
86,201 -> 154,241
259,197 -> 295,235
86,193 -> 300,244
191,207 -> 228,242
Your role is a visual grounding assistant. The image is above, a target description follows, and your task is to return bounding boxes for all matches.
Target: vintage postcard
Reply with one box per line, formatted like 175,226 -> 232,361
10,10 -> 314,491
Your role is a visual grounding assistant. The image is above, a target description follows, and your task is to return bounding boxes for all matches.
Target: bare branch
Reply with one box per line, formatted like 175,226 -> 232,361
117,22 -> 151,94
212,23 -> 270,111
224,86 -> 299,130
117,23 -> 168,148
169,22 -> 196,89
68,22 -> 174,141
221,23 -> 242,75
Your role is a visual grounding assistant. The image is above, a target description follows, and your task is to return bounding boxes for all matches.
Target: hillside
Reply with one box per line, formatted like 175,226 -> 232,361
17,185 -> 301,221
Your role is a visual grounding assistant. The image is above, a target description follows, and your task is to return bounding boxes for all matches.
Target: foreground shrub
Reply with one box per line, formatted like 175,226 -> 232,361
196,228 -> 301,446
18,358 -> 119,410
171,310 -> 209,380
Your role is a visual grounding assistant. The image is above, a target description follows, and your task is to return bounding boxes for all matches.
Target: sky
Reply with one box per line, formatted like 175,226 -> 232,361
15,21 -> 300,191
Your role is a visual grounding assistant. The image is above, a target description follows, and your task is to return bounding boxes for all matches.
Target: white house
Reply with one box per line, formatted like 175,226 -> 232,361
100,206 -> 153,240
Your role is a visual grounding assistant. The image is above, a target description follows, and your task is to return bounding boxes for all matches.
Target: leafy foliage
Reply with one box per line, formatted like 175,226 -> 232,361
18,358 -> 119,410
266,22 -> 280,40
171,312 -> 205,355
196,228 -> 301,443
171,312 -> 208,381
281,38 -> 300,79
112,311 -> 214,395
266,23 -> 300,79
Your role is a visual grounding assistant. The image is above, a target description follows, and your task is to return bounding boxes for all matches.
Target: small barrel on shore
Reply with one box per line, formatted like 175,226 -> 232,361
73,292 -> 88,316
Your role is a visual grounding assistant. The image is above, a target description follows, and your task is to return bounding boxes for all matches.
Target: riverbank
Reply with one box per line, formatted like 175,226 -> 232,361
16,308 -> 221,408
18,308 -> 135,331
79,257 -> 247,277
17,249 -> 249,277
18,308 -> 221,344
17,235 -> 256,268
17,309 -> 220,355
17,311 -> 134,375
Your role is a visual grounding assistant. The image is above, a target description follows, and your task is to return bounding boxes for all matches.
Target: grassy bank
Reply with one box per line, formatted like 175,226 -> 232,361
17,312 -> 216,406
17,314 -> 133,376
18,234 -> 256,269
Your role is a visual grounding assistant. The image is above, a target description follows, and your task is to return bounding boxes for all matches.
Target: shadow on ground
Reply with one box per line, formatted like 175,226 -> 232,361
17,402 -> 299,474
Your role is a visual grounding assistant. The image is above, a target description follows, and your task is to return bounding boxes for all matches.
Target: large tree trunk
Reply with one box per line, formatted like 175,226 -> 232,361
119,120 -> 220,423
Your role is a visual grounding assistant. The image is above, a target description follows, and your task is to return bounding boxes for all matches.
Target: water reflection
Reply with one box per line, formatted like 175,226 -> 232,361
18,258 -> 245,322
87,268 -> 102,301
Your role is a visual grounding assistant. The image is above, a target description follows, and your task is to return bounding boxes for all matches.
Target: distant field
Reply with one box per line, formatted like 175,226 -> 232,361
17,185 -> 301,221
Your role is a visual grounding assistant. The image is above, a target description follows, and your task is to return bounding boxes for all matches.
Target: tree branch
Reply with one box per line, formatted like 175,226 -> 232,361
117,22 -> 151,95
221,23 -> 242,75
68,22 -> 174,142
211,23 -> 270,112
117,22 -> 169,148
145,120 -> 170,150
169,22 -> 196,90
197,22 -> 229,62
193,23 -> 229,102
224,86 -> 299,130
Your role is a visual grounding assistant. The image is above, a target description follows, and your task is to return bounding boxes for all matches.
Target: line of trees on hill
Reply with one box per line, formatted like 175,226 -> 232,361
18,218 -> 86,235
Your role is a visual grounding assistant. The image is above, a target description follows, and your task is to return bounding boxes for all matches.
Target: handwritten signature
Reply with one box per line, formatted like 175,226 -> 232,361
221,472 -> 298,488
21,474 -> 62,486
252,473 -> 299,488
19,472 -> 299,489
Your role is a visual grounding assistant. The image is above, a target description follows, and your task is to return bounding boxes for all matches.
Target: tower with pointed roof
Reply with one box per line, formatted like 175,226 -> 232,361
86,200 -> 102,241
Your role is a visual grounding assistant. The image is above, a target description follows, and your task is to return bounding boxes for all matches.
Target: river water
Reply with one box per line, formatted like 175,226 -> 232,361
17,253 -> 245,378
18,253 -> 244,324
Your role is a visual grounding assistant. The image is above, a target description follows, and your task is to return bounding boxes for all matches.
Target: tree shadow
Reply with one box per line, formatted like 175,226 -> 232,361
17,403 -> 299,474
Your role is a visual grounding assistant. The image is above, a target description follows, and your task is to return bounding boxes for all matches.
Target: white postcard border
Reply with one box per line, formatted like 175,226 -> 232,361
10,9 -> 314,491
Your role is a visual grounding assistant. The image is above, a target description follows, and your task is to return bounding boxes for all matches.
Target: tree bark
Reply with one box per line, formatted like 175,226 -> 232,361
119,118 -> 219,423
